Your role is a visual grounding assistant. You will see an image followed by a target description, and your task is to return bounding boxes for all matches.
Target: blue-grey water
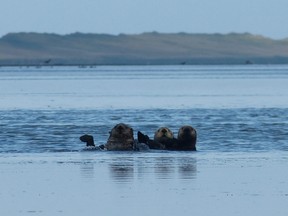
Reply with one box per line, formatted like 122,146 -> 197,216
1,108 -> 288,153
1,65 -> 288,153
1,65 -> 288,216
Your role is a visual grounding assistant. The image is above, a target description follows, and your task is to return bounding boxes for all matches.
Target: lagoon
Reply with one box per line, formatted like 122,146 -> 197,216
0,65 -> 288,216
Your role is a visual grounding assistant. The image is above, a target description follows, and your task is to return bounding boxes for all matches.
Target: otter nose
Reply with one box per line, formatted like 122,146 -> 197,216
162,128 -> 167,133
118,125 -> 123,130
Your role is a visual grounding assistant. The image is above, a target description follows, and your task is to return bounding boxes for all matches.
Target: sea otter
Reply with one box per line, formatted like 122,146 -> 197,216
138,125 -> 197,151
80,124 -> 197,151
137,127 -> 177,150
176,125 -> 197,151
105,123 -> 135,151
80,123 -> 137,151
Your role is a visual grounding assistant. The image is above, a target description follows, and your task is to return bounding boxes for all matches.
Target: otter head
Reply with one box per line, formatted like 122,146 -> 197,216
154,127 -> 174,142
106,123 -> 134,150
177,125 -> 197,150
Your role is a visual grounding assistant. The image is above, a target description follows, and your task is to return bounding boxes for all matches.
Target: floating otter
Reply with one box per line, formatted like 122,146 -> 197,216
138,125 -> 197,151
80,123 -> 140,151
105,123 -> 135,151
154,127 -> 174,142
153,127 -> 178,149
80,124 -> 197,151
176,125 -> 197,151
138,127 -> 177,150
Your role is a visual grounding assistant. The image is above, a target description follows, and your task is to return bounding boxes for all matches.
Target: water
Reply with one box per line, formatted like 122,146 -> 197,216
1,65 -> 288,216
0,108 -> 288,153
1,65 -> 288,109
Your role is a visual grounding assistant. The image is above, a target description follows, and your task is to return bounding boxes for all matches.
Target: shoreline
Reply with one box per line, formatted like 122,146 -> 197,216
0,63 -> 288,70
1,61 -> 288,68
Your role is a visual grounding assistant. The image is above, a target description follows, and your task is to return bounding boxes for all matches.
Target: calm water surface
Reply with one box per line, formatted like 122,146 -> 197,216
1,65 -> 288,216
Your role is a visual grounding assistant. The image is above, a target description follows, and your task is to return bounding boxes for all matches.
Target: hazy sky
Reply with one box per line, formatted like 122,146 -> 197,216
1,0 -> 287,39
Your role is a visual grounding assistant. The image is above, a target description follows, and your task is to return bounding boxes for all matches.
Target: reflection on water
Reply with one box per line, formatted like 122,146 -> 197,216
80,161 -> 95,179
177,157 -> 197,179
2,152 -> 288,216
110,163 -> 134,181
109,156 -> 135,181
109,156 -> 197,183
77,152 -> 197,182
154,157 -> 175,179
81,153 -> 197,183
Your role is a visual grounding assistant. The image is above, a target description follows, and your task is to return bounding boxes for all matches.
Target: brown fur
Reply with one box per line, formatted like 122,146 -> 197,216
154,127 -> 174,141
177,125 -> 197,151
105,123 -> 135,151
153,127 -> 177,149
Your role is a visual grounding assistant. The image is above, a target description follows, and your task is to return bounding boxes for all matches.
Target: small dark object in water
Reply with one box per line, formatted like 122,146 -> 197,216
44,59 -> 51,64
80,134 -> 95,147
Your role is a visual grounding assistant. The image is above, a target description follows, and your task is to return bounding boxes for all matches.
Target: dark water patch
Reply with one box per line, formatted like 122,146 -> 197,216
0,108 -> 288,153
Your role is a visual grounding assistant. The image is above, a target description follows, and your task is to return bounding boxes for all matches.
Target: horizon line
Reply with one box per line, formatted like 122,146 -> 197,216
1,31 -> 287,40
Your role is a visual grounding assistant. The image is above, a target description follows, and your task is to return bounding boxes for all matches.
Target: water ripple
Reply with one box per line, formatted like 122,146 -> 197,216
1,108 -> 288,153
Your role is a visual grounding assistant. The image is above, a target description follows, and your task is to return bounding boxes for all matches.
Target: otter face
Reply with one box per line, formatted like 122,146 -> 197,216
106,123 -> 134,151
154,127 -> 174,140
177,125 -> 197,150
109,123 -> 134,139
178,126 -> 197,140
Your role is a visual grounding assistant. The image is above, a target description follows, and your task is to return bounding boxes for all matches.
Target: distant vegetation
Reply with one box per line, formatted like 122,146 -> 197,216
1,32 -> 288,66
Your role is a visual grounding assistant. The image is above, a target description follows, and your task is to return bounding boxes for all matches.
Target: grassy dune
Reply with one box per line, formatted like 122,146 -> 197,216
1,32 -> 288,65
